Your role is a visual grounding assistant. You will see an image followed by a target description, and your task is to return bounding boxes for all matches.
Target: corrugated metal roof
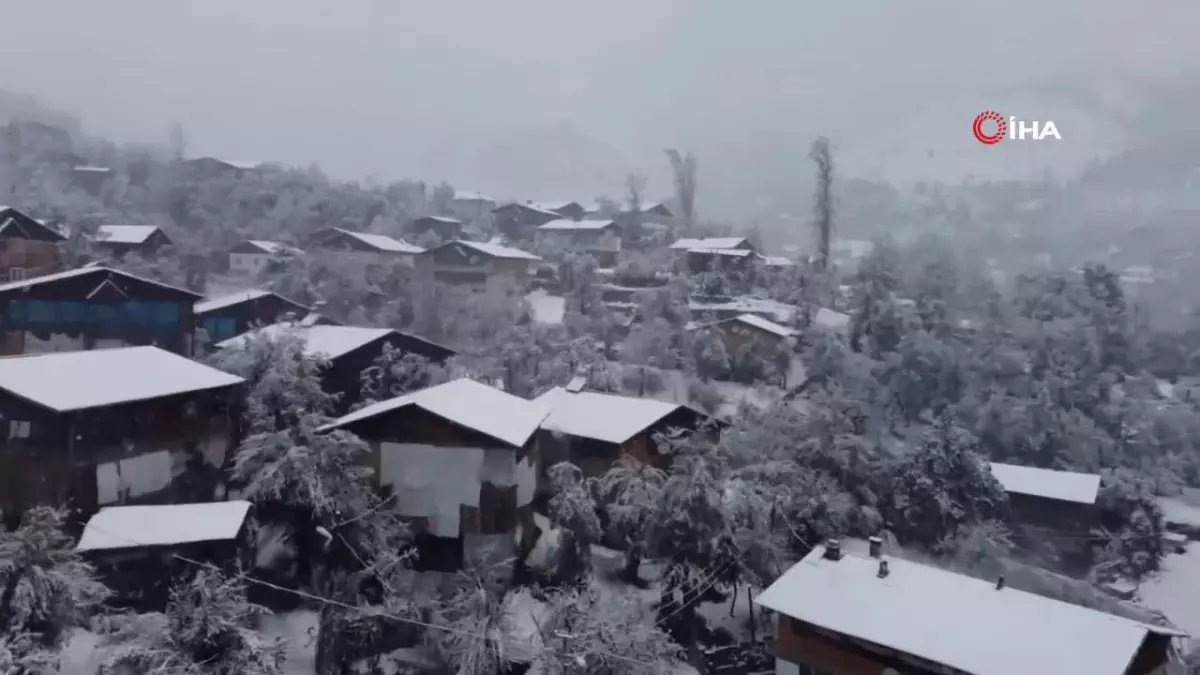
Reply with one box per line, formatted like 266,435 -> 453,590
988,462 -> 1102,505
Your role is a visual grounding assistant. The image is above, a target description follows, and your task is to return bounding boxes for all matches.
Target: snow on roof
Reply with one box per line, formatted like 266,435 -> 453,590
77,501 -> 253,552
689,297 -> 797,323
689,248 -> 754,257
527,200 -> 580,212
325,378 -> 548,447
814,307 -> 851,330
415,215 -> 463,225
534,387 -> 684,444
492,202 -> 561,218
450,240 -> 542,261
538,219 -> 617,231
245,240 -> 302,255
95,225 -> 161,245
195,289 -> 279,314
0,265 -> 200,298
760,255 -> 794,267
755,546 -> 1159,675
988,462 -> 1102,505
453,189 -> 493,202
71,165 -> 112,172
221,159 -> 265,170
0,346 -> 243,413
332,228 -> 423,254
669,237 -> 749,251
216,324 -> 395,360
728,313 -> 795,338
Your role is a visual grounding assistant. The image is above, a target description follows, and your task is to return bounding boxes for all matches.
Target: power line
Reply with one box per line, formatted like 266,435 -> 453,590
76,519 -> 666,670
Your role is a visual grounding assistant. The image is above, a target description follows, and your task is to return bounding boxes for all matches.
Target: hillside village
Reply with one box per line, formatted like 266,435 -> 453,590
4,110 -> 1200,675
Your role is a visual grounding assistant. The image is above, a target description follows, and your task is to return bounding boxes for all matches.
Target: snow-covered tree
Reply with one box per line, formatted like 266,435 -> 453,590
357,342 -> 438,407
0,506 -> 108,671
596,456 -> 666,583
546,462 -> 602,584
99,568 -> 284,675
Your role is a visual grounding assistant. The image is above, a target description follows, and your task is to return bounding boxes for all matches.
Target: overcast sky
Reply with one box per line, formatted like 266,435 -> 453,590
2,1 -> 1197,204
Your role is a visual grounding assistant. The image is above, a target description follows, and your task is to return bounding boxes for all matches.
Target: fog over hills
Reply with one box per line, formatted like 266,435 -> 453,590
1,1 -> 1198,219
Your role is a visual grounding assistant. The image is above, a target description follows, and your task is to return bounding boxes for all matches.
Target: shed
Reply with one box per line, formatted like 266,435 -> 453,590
194,289 -> 310,343
93,225 -> 173,256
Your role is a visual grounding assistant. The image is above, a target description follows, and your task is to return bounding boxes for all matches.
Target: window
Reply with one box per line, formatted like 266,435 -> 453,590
7,267 -> 25,282
8,420 -> 30,439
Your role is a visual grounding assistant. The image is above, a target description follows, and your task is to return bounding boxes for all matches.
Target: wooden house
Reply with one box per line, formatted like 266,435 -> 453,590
988,462 -> 1102,554
698,313 -> 796,355
409,216 -> 464,241
417,240 -> 543,290
0,265 -> 202,356
669,237 -> 757,273
228,240 -> 303,276
535,219 -> 622,265
449,190 -> 497,221
532,383 -> 714,481
0,346 -> 244,526
216,323 -> 456,414
322,378 -> 546,571
490,202 -> 561,240
180,157 -> 268,179
527,200 -> 585,221
307,227 -> 423,265
0,205 -> 65,285
757,541 -> 1184,675
77,501 -> 255,610
93,225 -> 173,257
194,290 -> 310,344
70,165 -> 114,195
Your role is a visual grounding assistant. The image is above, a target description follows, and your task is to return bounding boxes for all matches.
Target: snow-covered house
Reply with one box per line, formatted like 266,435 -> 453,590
0,346 -> 244,525
417,240 -> 543,290
70,165 -> 114,195
694,313 -> 796,355
322,378 -> 546,571
988,462 -> 1102,536
227,239 -> 303,275
193,289 -> 310,344
449,189 -> 497,221
93,225 -> 172,257
490,202 -> 561,239
533,385 -> 713,480
77,500 -> 255,610
215,323 -> 456,414
526,200 -> 585,221
0,206 -> 66,340
0,265 -> 203,357
536,219 -> 622,264
409,215 -> 464,240
307,227 -> 423,266
689,296 -> 798,325
757,541 -> 1184,675
180,157 -> 271,178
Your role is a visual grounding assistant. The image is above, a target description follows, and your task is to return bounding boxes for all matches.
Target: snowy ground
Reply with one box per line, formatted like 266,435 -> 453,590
527,291 -> 565,324
1139,544 -> 1200,650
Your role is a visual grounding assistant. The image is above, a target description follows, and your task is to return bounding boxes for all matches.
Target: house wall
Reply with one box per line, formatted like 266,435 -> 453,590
716,322 -> 786,357
229,252 -> 271,275
0,238 -> 63,354
349,407 -> 538,568
776,617 -> 946,675
0,390 -> 236,526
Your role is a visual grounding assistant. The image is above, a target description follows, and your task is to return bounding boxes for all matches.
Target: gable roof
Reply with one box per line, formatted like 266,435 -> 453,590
538,219 -> 618,232
216,323 -> 396,360
194,289 -> 308,316
324,378 -> 548,447
719,313 -> 795,338
533,387 -> 693,444
0,346 -> 243,413
669,237 -> 752,251
988,462 -> 1102,505
95,225 -> 166,246
453,189 -> 494,202
0,265 -> 201,299
317,228 -> 423,254
237,240 -> 303,256
428,240 -> 542,261
527,200 -> 582,213
412,215 -> 463,226
0,206 -> 67,242
491,202 -> 561,218
77,501 -> 253,552
755,545 -> 1173,675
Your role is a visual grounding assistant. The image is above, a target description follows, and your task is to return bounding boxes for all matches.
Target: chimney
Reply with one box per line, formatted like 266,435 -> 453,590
823,538 -> 842,561
995,574 -> 1005,590
868,536 -> 883,558
877,559 -> 889,579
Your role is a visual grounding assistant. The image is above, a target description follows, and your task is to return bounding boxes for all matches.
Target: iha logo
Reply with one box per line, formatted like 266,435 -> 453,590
972,111 -> 1061,144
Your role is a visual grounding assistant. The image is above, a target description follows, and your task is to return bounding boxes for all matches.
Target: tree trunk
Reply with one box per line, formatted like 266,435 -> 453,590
747,585 -> 757,643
